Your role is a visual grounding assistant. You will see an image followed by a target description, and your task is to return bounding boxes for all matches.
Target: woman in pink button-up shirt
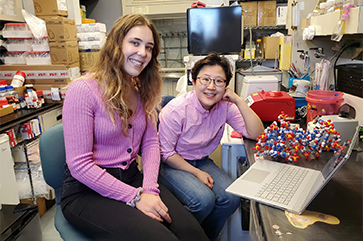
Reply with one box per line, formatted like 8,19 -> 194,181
159,53 -> 264,240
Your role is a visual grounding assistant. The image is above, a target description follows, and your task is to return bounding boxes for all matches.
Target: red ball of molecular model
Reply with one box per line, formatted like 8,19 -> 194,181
253,112 -> 342,162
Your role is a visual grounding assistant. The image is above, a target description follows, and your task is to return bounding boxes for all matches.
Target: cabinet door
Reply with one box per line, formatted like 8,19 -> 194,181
0,0 -> 24,22
0,134 -> 20,205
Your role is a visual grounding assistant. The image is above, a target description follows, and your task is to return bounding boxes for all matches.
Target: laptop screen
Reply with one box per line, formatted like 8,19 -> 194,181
321,125 -> 359,179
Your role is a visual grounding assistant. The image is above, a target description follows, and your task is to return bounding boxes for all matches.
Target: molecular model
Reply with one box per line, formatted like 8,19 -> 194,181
253,112 -> 343,162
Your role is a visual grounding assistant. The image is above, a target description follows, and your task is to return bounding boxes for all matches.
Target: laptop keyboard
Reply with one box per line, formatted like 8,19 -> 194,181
255,165 -> 309,205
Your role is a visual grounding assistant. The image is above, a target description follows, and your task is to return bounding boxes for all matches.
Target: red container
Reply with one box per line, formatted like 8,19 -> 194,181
305,90 -> 344,124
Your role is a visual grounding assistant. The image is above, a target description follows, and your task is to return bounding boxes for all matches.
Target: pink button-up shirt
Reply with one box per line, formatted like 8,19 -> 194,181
159,91 -> 248,162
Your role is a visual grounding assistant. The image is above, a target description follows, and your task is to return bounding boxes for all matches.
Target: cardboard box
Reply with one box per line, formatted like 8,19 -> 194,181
49,41 -> 79,65
79,49 -> 100,71
0,105 -> 14,117
20,197 -> 47,217
240,2 -> 258,27
301,18 -> 310,30
44,16 -> 77,42
262,36 -> 280,59
33,0 -> 68,17
257,1 -> 276,26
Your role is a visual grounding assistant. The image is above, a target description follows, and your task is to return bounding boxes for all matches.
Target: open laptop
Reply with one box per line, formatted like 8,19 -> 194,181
226,125 -> 359,214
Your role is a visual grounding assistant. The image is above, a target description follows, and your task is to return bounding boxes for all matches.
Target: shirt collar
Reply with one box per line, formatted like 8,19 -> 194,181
189,91 -> 217,114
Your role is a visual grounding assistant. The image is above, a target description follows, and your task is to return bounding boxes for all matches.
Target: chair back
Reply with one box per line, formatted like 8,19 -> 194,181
39,123 -> 90,240
39,123 -> 66,204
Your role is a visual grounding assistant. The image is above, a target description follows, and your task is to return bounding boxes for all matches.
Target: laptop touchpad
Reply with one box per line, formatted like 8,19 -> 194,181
242,169 -> 270,183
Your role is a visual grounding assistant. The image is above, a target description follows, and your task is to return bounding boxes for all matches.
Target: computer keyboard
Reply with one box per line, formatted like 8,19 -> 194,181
255,165 -> 308,205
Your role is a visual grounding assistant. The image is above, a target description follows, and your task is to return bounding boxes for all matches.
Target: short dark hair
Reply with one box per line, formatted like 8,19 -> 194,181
191,53 -> 233,86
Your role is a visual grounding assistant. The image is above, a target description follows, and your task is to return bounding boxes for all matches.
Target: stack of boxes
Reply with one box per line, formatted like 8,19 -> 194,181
0,0 -> 81,105
77,23 -> 106,73
34,0 -> 79,68
2,23 -> 51,65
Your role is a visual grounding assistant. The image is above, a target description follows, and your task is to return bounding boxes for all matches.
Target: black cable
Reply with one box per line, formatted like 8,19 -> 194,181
333,42 -> 360,91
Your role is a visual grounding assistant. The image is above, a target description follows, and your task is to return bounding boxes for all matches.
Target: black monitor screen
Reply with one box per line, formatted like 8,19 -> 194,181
187,5 -> 242,55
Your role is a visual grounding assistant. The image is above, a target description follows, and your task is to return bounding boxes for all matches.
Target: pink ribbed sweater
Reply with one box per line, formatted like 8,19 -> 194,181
62,76 -> 160,204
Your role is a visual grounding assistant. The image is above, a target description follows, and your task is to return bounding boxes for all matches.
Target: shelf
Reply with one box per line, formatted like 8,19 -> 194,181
244,25 -> 286,30
310,7 -> 362,36
0,103 -> 62,133
237,58 -> 280,63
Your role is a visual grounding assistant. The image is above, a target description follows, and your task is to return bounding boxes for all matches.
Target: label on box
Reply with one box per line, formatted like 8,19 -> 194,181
57,0 -> 68,11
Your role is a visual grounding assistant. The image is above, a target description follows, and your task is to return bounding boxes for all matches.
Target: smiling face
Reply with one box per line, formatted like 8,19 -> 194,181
192,65 -> 226,110
122,25 -> 154,79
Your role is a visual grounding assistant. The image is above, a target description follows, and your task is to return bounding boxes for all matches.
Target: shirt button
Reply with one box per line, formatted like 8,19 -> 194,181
128,124 -> 132,129
121,161 -> 127,166
127,148 -> 132,153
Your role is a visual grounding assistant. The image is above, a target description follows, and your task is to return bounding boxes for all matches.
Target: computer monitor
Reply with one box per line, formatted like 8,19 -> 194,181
187,5 -> 242,56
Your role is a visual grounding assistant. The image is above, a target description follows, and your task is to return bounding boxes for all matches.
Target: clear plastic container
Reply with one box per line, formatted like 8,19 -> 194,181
2,51 -> 26,65
0,87 -> 9,100
2,23 -> 33,38
3,38 -> 33,52
25,51 -> 52,65
32,37 -> 50,51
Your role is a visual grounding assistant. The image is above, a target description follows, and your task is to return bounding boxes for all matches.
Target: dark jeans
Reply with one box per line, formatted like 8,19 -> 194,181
61,161 -> 208,241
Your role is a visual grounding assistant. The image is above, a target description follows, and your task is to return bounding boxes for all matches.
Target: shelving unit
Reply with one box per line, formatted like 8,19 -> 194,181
244,25 -> 287,30
309,6 -> 363,36
0,103 -> 63,204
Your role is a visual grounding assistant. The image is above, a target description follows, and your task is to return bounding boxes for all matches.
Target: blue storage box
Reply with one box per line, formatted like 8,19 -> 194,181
294,97 -> 307,108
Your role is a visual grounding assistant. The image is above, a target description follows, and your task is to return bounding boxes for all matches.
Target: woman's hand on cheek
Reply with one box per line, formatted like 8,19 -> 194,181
222,88 -> 239,104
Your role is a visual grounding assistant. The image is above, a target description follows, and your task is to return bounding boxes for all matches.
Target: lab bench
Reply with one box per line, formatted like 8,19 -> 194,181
243,132 -> 363,241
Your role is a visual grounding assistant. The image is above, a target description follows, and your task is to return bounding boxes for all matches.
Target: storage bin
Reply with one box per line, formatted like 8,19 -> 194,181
305,90 -> 344,124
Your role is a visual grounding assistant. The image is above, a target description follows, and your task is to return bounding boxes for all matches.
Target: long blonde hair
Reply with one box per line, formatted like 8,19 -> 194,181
90,14 -> 162,135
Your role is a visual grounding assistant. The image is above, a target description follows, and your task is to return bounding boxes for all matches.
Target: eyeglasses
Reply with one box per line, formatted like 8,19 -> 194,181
197,76 -> 226,87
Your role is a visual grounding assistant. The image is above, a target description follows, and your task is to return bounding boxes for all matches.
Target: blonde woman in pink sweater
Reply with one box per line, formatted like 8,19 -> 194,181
61,14 -> 208,241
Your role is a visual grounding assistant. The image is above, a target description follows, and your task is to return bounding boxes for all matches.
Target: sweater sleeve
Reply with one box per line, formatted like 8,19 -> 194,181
140,117 -> 160,195
62,79 -> 139,203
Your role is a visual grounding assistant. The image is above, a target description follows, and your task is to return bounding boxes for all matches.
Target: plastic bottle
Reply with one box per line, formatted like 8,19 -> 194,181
18,96 -> 27,109
36,90 -> 45,105
5,85 -> 18,99
6,96 -> 16,110
0,87 -> 9,100
0,80 -> 7,87
255,39 -> 264,59
11,70 -> 26,87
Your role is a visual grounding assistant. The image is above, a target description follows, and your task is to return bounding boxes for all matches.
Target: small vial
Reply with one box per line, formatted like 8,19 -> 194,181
18,96 -> 27,109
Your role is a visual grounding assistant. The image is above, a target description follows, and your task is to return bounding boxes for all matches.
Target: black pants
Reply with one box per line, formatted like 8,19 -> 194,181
60,161 -> 209,241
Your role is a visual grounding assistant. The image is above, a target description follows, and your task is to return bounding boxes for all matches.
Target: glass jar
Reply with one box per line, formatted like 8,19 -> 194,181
255,39 -> 264,59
